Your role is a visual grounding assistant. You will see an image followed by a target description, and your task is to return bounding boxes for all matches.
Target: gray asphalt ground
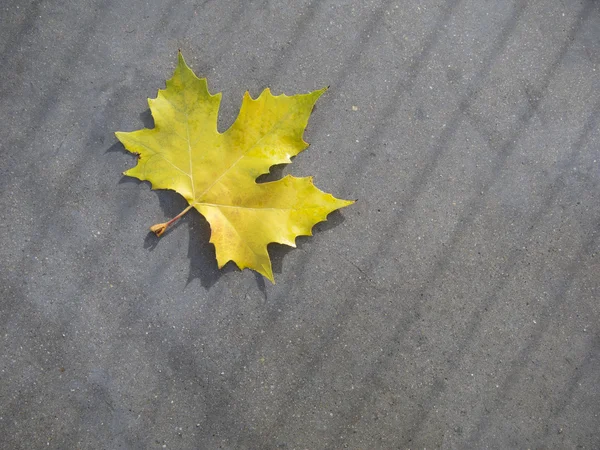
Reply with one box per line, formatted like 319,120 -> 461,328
1,0 -> 599,448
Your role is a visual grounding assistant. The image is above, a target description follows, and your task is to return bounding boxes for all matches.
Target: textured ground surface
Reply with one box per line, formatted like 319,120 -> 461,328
1,0 -> 599,448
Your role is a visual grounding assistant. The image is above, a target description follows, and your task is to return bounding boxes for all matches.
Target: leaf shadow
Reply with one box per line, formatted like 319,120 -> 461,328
105,141 -> 124,154
106,138 -> 139,187
255,163 -> 288,183
185,209 -> 231,289
151,189 -> 226,289
141,191 -> 188,251
139,108 -> 154,129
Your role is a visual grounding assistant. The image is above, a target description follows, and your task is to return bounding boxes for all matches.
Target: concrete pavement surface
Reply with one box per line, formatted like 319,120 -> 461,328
1,0 -> 599,448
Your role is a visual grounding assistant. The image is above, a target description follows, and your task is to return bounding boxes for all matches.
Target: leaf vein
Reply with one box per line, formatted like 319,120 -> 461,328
130,139 -> 190,178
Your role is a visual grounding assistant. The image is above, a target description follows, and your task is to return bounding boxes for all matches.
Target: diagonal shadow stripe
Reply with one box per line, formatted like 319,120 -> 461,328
261,0 -> 325,85
0,0 -> 43,73
537,332 -> 600,443
465,215 -> 600,446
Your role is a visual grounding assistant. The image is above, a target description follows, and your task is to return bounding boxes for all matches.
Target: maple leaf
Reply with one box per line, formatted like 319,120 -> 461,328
115,52 -> 353,282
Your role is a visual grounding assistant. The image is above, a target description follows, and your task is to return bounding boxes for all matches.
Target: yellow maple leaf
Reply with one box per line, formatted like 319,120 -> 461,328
116,52 -> 353,282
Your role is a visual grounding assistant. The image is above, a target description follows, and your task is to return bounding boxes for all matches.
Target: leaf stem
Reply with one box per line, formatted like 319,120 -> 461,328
150,204 -> 193,237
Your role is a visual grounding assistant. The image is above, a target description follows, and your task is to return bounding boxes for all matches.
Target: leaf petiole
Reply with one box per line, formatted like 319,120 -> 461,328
150,204 -> 193,237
